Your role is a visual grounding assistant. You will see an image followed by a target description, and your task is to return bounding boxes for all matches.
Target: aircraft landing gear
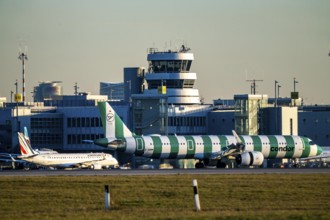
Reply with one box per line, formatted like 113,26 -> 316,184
216,160 -> 226,168
293,158 -> 300,168
195,161 -> 205,169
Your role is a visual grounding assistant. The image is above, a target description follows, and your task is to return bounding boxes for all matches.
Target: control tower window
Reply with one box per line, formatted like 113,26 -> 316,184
147,80 -> 184,89
166,80 -> 184,88
174,61 -> 181,72
150,60 -> 192,73
168,61 -> 175,72
159,61 -> 167,72
185,60 -> 192,72
183,79 -> 194,88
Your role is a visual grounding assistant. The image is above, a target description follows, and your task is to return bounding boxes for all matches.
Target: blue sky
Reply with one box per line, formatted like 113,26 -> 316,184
1,0 -> 329,104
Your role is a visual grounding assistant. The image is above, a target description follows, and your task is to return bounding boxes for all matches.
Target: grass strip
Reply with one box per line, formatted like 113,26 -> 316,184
0,174 -> 329,219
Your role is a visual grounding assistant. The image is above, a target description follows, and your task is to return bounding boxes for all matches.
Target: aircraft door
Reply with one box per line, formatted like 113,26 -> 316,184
136,138 -> 144,151
135,137 -> 145,156
187,140 -> 194,151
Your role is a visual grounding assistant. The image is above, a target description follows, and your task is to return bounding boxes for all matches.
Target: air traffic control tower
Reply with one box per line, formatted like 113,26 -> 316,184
144,45 -> 200,105
132,45 -> 208,136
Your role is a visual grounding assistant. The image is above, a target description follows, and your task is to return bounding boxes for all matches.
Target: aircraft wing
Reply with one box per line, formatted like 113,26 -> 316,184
17,154 -> 38,159
214,130 -> 246,159
210,151 -> 222,160
210,145 -> 244,160
299,151 -> 330,160
0,153 -> 30,163
210,143 -> 244,160
0,158 -> 17,163
221,145 -> 243,157
0,153 -> 19,162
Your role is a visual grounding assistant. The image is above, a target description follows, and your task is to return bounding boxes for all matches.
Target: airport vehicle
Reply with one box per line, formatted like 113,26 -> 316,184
18,131 -> 119,169
93,102 -> 323,168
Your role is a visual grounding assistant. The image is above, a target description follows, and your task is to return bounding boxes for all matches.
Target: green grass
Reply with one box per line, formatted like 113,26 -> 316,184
0,174 -> 329,219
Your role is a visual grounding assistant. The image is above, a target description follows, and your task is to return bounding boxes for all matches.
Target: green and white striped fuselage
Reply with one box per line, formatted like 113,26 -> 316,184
95,102 -> 322,167
110,135 -> 321,160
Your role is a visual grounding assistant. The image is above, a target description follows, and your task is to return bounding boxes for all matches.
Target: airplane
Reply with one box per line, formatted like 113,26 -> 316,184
93,102 -> 323,168
17,131 -> 119,169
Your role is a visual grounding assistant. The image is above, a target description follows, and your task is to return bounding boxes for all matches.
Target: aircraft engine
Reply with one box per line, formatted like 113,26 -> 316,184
236,152 -> 264,166
91,163 -> 102,170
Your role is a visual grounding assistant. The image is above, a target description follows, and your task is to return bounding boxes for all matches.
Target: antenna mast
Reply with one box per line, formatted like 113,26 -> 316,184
18,52 -> 28,102
246,79 -> 263,94
74,82 -> 79,95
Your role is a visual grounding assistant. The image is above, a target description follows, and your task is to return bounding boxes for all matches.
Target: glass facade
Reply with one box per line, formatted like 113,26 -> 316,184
67,117 -> 102,128
30,117 -> 63,147
234,95 -> 268,135
149,60 -> 192,73
66,117 -> 103,145
168,116 -> 206,127
148,79 -> 195,89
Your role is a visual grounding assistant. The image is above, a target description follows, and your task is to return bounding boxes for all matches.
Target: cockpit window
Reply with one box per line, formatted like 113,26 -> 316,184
309,141 -> 315,145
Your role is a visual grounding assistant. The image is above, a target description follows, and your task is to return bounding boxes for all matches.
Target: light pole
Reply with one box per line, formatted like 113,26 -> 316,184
275,80 -> 278,107
274,80 -> 279,134
15,80 -> 18,99
10,91 -> 13,103
293,77 -> 298,106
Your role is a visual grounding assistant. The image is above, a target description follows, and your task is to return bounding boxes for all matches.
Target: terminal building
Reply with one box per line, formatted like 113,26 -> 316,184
0,94 -> 129,154
0,46 -> 329,168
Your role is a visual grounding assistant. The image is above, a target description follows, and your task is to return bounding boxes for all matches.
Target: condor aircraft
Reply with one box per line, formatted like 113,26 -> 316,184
93,102 -> 322,168
18,131 -> 119,169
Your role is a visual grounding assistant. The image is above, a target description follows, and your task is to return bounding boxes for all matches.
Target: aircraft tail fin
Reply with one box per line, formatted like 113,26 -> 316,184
98,101 -> 133,138
18,132 -> 38,156
23,126 -> 32,148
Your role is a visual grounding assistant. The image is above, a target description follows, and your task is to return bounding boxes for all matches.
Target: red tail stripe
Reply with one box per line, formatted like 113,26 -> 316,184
20,143 -> 28,155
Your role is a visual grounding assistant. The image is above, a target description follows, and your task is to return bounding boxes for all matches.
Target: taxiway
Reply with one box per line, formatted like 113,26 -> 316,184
0,168 -> 329,176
